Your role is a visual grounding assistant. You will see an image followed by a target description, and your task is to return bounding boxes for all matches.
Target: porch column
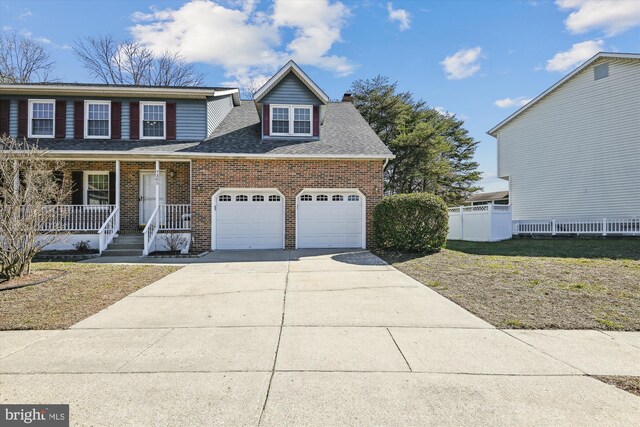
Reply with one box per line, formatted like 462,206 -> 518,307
115,160 -> 121,231
155,160 -> 160,209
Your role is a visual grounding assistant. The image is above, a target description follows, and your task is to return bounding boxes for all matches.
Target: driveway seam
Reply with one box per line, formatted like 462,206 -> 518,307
386,328 -> 412,372
115,328 -> 174,373
258,251 -> 291,426
499,329 -> 587,375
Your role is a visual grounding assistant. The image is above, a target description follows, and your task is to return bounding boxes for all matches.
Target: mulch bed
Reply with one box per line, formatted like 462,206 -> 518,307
596,376 -> 640,397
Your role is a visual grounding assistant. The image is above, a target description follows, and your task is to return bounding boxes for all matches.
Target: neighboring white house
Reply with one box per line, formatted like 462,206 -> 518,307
488,52 -> 640,226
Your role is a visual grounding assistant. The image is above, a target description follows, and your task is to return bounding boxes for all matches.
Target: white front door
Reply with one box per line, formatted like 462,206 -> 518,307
213,190 -> 284,250
140,171 -> 166,225
297,190 -> 365,249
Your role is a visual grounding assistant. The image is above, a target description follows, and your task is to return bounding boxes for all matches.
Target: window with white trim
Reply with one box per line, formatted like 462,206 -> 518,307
300,194 -> 312,201
140,102 -> 166,139
85,101 -> 111,138
28,99 -> 55,138
332,195 -> 344,202
84,172 -> 109,205
269,195 -> 281,202
270,104 -> 312,136
348,195 -> 360,202
316,194 -> 328,201
253,195 -> 265,202
236,195 -> 248,202
219,195 -> 232,202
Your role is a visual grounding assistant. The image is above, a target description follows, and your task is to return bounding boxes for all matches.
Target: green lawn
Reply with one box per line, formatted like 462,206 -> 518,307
0,261 -> 181,330
376,238 -> 640,330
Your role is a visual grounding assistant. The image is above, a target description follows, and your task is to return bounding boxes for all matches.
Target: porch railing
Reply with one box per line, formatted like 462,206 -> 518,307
40,205 -> 116,231
143,207 -> 160,256
159,204 -> 191,230
98,207 -> 120,254
513,217 -> 640,236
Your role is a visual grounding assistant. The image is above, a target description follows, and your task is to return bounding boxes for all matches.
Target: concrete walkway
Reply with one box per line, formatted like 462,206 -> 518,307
1,250 -> 639,426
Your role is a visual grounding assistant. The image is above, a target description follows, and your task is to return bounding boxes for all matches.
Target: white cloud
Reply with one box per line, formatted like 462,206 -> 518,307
556,0 -> 640,36
130,0 -> 354,85
440,47 -> 483,80
494,96 -> 532,108
15,9 -> 32,20
545,39 -> 603,72
387,3 -> 411,31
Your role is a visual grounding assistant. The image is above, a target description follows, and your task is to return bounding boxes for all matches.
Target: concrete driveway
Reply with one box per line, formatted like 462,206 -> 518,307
1,250 -> 639,426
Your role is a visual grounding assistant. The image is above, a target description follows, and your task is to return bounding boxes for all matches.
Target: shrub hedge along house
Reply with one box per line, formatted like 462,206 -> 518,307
0,61 -> 393,255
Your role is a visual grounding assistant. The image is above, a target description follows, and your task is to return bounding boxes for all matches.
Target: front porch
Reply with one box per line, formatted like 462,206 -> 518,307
44,159 -> 192,255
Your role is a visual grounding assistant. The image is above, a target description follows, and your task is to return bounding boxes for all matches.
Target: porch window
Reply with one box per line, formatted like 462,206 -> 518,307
140,102 -> 166,139
270,105 -> 312,137
85,101 -> 111,138
28,99 -> 55,138
85,172 -> 110,205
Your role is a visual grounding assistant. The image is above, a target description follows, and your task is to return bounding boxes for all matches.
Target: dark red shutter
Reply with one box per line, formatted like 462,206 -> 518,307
313,105 -> 319,137
55,100 -> 66,138
166,102 -> 176,140
0,100 -> 9,136
17,100 -> 28,138
263,104 -> 270,136
108,172 -> 116,204
71,171 -> 83,205
130,102 -> 139,139
111,102 -> 121,139
74,101 -> 84,139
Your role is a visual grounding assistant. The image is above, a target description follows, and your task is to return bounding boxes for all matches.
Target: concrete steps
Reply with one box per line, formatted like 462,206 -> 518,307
102,234 -> 144,257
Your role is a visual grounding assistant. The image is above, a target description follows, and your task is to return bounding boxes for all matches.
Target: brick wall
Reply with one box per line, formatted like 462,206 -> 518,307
58,160 -> 190,231
191,158 -> 384,251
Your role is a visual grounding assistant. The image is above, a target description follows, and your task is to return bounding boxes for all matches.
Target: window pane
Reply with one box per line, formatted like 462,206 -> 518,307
88,191 -> 109,205
294,108 -> 310,121
88,104 -> 109,120
88,120 -> 109,136
272,120 -> 289,134
293,107 -> 311,134
31,102 -> 54,136
32,102 -> 53,119
88,174 -> 108,191
32,119 -> 53,136
142,104 -> 165,137
293,120 -> 310,134
272,107 -> 288,121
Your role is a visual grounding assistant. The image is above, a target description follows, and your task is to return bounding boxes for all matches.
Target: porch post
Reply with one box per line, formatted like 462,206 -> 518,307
155,160 -> 160,209
13,160 -> 19,193
115,160 -> 121,231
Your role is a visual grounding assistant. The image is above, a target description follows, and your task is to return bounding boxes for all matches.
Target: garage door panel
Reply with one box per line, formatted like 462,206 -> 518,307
297,192 -> 364,249
215,191 -> 284,250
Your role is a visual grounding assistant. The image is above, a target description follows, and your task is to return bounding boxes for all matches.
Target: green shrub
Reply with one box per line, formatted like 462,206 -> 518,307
373,193 -> 448,253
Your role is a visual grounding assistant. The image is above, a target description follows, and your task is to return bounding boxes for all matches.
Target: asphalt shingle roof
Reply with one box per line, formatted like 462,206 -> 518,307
28,102 -> 392,158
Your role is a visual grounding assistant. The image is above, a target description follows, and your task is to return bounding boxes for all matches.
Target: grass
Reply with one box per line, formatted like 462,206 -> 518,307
0,261 -> 181,330
595,376 -> 640,397
376,239 -> 640,330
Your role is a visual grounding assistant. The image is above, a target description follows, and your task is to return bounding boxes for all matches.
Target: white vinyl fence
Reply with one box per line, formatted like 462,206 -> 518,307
448,205 -> 513,242
513,217 -> 639,236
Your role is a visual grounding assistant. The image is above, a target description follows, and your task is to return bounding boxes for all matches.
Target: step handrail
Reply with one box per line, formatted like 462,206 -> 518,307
142,206 -> 160,256
97,206 -> 120,254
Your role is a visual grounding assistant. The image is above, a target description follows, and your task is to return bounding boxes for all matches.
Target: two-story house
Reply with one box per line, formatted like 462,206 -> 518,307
0,60 -> 393,255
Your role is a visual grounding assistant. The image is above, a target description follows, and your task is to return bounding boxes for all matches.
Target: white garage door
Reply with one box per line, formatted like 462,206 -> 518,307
297,191 -> 364,248
214,190 -> 284,250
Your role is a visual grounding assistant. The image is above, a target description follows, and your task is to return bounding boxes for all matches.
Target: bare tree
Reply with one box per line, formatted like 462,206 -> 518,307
73,35 -> 204,86
240,76 -> 267,100
0,136 -> 71,279
0,31 -> 55,83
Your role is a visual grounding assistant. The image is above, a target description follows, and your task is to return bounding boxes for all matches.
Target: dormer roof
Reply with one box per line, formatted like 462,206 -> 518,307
253,60 -> 330,104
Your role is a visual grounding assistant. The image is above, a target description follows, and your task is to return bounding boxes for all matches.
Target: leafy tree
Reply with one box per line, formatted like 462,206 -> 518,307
350,76 -> 481,204
73,34 -> 204,86
0,31 -> 55,83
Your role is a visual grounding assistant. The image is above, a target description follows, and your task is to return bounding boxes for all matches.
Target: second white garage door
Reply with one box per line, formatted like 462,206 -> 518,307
214,190 -> 284,250
297,190 -> 365,249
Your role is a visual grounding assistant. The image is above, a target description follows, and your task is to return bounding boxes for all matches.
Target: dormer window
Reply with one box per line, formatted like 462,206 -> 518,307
270,104 -> 312,137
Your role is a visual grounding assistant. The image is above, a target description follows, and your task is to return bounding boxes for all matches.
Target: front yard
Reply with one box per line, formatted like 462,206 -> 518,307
0,262 -> 181,330
377,239 -> 640,331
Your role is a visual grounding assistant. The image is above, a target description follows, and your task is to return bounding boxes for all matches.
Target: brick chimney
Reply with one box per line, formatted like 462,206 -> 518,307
341,92 -> 353,103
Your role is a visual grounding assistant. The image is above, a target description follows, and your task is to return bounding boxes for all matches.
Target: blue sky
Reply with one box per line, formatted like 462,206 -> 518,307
2,0 -> 639,191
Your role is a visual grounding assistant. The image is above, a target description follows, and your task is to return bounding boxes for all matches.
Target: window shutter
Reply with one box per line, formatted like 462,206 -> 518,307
263,104 -> 270,136
313,105 -> 319,137
74,101 -> 84,139
166,102 -> 176,140
108,171 -> 116,204
17,100 -> 28,138
111,102 -> 121,139
71,171 -> 83,205
0,100 -> 9,135
130,102 -> 140,139
55,100 -> 66,138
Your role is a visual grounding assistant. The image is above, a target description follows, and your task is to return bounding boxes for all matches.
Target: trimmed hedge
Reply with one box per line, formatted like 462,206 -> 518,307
373,193 -> 448,253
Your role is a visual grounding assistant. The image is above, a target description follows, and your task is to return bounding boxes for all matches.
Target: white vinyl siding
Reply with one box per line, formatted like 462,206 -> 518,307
497,58 -> 640,220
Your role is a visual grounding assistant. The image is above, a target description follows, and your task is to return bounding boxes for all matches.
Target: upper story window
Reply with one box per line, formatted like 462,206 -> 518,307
140,101 -> 166,139
85,101 -> 110,138
28,99 -> 55,138
270,104 -> 312,137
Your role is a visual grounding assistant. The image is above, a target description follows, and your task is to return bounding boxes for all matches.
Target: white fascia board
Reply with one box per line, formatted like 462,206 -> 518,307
0,85 -> 228,100
487,52 -> 640,137
253,60 -> 330,104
